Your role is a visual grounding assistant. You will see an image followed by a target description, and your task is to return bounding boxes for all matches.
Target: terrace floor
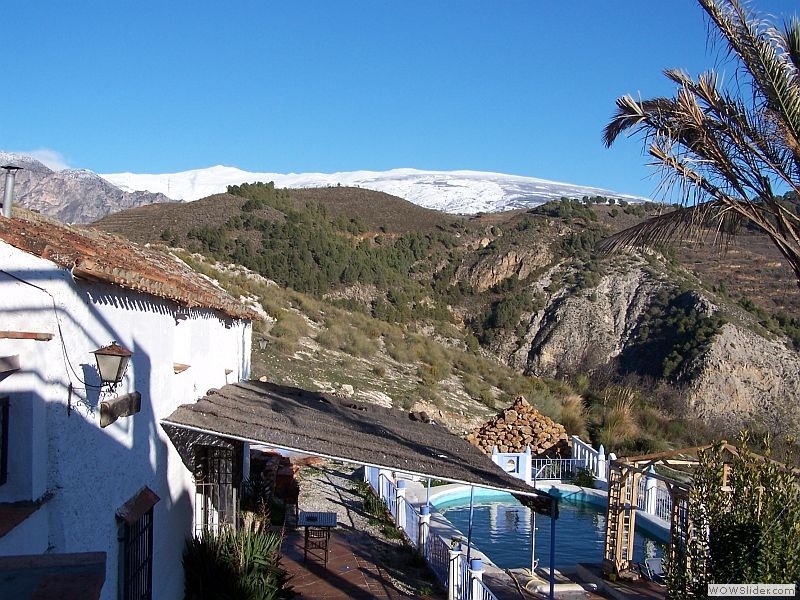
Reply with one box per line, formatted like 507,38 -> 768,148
279,527 -> 415,599
278,520 -> 667,600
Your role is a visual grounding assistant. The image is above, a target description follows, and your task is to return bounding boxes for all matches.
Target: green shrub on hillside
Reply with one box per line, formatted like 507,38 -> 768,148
532,198 -> 598,223
739,298 -> 800,349
183,183 -> 463,320
270,310 -> 310,342
473,290 -> 530,344
621,289 -> 726,381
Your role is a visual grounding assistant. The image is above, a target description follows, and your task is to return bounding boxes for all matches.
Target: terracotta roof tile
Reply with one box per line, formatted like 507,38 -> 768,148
0,209 -> 260,321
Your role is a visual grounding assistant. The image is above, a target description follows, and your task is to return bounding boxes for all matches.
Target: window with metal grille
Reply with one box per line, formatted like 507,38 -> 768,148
0,397 -> 8,485
117,486 -> 159,600
194,444 -> 239,533
122,507 -> 154,600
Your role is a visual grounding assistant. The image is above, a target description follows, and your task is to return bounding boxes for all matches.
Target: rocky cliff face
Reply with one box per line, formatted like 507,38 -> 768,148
442,218 -> 800,438
0,154 -> 173,223
500,262 -> 800,437
455,241 -> 554,293
508,265 -> 660,378
687,323 -> 800,436
454,222 -> 570,293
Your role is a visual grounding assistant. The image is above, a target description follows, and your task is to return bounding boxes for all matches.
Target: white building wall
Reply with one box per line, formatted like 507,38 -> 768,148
0,242 -> 252,600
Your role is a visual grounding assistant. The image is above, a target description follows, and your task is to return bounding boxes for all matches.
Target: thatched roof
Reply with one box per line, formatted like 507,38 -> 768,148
162,380 -> 549,499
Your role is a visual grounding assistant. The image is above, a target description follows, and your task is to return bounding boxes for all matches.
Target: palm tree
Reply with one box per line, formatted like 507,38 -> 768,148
602,0 -> 800,287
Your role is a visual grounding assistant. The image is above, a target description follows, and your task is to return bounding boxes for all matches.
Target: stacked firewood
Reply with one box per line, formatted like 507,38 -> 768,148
465,395 -> 570,458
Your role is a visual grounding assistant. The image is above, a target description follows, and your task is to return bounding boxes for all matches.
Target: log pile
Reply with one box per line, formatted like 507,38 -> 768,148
465,395 -> 571,458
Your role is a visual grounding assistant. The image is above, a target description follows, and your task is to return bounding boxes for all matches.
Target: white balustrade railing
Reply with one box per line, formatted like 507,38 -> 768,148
489,435 -> 609,485
425,530 -> 450,584
635,467 -> 672,524
488,436 -> 672,524
363,465 -> 499,600
637,473 -> 647,508
570,435 -> 608,481
384,477 -> 398,520
453,552 -> 469,600
404,498 -> 420,546
655,487 -> 672,522
531,457 -> 587,481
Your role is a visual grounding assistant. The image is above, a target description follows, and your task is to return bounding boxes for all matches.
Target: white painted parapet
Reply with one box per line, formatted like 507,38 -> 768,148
490,445 -> 532,485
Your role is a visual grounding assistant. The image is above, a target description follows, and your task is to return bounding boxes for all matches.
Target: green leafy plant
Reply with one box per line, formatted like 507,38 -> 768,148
569,467 -> 596,489
183,523 -> 294,600
665,434 -> 800,598
363,490 -> 385,517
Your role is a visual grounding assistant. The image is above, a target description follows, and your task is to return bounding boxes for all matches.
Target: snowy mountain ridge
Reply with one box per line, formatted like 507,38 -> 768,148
100,166 -> 649,214
0,150 -> 649,216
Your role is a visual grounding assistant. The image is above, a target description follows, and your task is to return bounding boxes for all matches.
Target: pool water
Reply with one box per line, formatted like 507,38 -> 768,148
438,493 -> 662,570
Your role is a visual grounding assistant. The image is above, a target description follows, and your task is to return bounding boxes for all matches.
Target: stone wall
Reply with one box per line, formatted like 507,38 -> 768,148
465,395 -> 570,458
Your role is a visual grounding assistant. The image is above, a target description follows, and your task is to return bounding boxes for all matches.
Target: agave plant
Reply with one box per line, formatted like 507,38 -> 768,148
183,522 -> 294,600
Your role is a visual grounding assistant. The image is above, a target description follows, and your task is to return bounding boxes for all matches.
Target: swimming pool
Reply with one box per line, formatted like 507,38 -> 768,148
435,490 -> 664,571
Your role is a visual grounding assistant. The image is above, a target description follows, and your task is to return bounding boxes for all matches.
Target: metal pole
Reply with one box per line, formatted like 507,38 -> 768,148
531,510 -> 537,574
466,485 -> 475,563
549,498 -> 556,600
426,477 -> 431,505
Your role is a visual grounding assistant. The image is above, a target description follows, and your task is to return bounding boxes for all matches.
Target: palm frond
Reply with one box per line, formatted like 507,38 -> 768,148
699,0 -> 800,169
786,16 -> 800,73
597,202 -> 740,255
604,0 -> 800,287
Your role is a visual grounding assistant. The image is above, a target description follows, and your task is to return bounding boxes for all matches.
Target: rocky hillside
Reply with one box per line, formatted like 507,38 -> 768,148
688,324 -> 800,436
502,262 -> 800,437
423,205 -> 800,438
0,153 -> 173,223
86,185 -> 800,443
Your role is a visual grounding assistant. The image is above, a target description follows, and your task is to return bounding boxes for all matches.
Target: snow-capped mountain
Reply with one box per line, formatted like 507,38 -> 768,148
101,166 -> 648,214
1,149 -> 647,222
0,152 -> 173,224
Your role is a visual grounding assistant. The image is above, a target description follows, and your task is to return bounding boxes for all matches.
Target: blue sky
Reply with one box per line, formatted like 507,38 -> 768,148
2,1 -> 796,199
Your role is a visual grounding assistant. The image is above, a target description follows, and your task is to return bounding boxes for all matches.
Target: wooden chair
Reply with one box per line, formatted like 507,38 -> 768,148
304,526 -> 331,565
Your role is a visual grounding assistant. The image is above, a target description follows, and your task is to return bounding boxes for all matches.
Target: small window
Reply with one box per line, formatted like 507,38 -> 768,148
117,487 -> 159,600
122,506 -> 154,600
0,397 -> 8,486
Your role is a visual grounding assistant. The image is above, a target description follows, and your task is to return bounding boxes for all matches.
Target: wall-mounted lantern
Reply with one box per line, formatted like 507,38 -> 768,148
174,306 -> 189,324
92,341 -> 133,391
258,338 -> 267,350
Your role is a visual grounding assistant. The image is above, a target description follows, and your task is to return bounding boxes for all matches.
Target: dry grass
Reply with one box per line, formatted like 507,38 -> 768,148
270,310 -> 310,341
559,394 -> 588,438
596,387 -> 639,450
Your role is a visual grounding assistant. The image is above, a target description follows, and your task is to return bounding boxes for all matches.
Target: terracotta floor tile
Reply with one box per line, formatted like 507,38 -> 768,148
280,529 -> 408,599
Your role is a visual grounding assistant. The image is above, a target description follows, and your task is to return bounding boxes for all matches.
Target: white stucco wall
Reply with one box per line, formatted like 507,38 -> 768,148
0,242 -> 252,600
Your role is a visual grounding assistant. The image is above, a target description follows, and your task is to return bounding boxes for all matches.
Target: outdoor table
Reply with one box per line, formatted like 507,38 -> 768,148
299,511 -> 337,565
298,511 -> 338,528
